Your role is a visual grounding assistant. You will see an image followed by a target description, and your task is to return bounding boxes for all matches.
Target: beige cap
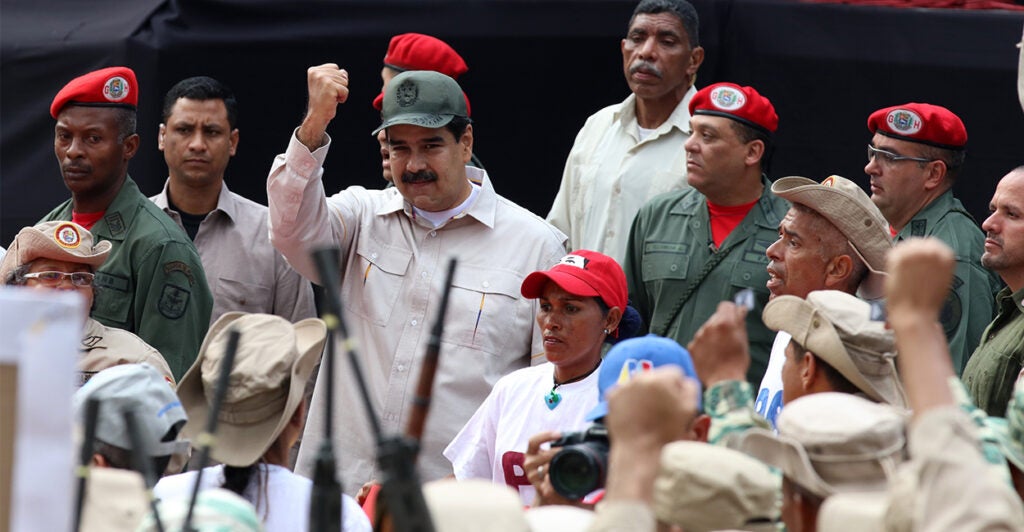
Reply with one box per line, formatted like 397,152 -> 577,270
423,479 -> 530,532
654,441 -> 780,532
762,290 -> 907,407
816,490 -> 889,531
79,467 -> 148,532
771,175 -> 892,299
177,312 -> 326,467
0,221 -> 111,281
741,392 -> 906,499
523,505 -> 595,532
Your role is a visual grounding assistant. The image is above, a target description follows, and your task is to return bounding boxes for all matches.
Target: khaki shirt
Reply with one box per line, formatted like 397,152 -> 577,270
547,88 -> 696,264
268,132 -> 568,491
79,317 -> 175,386
151,180 -> 316,325
963,287 -> 1024,417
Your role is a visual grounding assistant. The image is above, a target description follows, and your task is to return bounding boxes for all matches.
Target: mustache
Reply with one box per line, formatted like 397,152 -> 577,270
629,60 -> 662,79
401,170 -> 438,184
987,233 -> 1003,245
62,163 -> 91,174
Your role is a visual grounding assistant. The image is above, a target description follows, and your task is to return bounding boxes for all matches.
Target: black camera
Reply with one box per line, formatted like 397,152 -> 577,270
548,423 -> 609,501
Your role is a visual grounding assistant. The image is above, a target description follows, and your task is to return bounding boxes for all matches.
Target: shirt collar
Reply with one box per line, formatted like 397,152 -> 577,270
375,166 -> 498,229
614,85 -> 697,140
154,179 -> 238,222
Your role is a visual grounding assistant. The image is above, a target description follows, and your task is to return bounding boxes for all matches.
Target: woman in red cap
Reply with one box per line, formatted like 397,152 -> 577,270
443,249 -> 641,507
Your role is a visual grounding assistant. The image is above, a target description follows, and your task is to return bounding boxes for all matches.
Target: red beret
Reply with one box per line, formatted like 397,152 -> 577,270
383,33 -> 468,78
867,103 -> 966,150
50,66 -> 138,119
689,82 -> 778,134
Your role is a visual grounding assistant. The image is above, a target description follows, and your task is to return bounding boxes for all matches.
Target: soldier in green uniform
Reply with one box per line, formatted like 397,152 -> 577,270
865,102 -> 1002,374
42,66 -> 212,379
625,82 -> 788,384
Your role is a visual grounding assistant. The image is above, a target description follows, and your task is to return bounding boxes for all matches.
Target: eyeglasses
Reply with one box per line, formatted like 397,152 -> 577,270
866,144 -> 934,167
23,271 -> 95,287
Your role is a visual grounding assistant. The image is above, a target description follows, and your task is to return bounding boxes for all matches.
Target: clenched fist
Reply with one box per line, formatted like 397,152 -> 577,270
298,63 -> 349,150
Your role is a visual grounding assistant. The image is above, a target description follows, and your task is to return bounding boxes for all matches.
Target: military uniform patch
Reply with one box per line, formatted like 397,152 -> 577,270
709,86 -> 746,111
397,79 -> 419,107
106,212 -> 126,237
910,219 -> 927,237
940,282 -> 963,336
158,284 -> 191,319
103,76 -> 130,102
163,260 -> 196,286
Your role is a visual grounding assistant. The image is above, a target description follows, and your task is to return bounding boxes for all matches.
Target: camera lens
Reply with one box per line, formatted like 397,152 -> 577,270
549,445 -> 607,500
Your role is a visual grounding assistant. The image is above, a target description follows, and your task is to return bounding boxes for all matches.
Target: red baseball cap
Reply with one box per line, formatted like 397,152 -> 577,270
690,82 -> 778,134
51,66 -> 138,119
867,103 -> 967,150
520,250 -> 628,312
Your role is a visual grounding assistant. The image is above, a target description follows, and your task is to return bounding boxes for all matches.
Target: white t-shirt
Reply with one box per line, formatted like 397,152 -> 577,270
754,331 -> 790,429
154,464 -> 370,532
443,362 -> 600,506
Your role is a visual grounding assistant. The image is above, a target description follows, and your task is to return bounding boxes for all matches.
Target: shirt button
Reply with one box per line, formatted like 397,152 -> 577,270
670,264 -> 678,272
607,230 -> 615,237
397,364 -> 406,372
743,273 -> 751,281
430,231 -> 437,237
371,252 -> 378,259
421,271 -> 428,279
411,319 -> 418,326
482,281 -> 490,288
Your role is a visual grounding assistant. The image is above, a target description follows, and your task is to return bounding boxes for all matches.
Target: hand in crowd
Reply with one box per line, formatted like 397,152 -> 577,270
687,301 -> 750,386
356,480 -> 378,506
523,430 -> 583,507
885,237 -> 957,414
885,237 -> 956,330
603,367 -> 700,504
298,63 -> 350,150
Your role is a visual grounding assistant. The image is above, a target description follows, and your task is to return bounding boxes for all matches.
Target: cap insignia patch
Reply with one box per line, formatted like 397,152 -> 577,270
886,109 -> 922,134
54,223 -> 82,248
103,76 -> 130,102
558,254 -> 590,270
396,79 -> 419,107
709,86 -> 746,111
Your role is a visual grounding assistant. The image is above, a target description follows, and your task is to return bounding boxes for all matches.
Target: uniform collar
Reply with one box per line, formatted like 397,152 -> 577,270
895,189 -> 961,239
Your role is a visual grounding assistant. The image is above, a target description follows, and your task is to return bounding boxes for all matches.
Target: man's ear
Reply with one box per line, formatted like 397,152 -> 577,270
923,159 -> 948,190
158,124 -> 166,151
744,139 -> 765,168
91,453 -> 109,468
824,254 -> 854,289
459,124 -> 474,164
123,133 -> 140,161
229,128 -> 240,157
689,413 -> 712,443
800,351 -> 817,391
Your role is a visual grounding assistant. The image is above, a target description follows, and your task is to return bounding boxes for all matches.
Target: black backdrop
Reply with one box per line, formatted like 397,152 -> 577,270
3,0 -> 1024,246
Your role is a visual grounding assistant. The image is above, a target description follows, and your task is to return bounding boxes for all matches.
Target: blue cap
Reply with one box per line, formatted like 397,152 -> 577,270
585,334 -> 702,421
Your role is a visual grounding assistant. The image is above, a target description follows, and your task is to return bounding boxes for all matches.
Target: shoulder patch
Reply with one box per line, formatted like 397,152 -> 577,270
163,261 -> 196,286
158,284 -> 191,319
939,281 -> 963,336
105,212 -> 126,237
910,219 -> 927,237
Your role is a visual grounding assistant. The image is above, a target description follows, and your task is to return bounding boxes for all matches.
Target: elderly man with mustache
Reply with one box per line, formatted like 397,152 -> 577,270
547,0 -> 705,264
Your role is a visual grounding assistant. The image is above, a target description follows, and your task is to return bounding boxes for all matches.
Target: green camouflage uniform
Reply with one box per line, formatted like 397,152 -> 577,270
42,177 -> 212,379
625,177 -> 788,384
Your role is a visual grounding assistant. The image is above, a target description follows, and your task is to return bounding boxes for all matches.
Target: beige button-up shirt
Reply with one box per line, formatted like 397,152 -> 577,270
547,87 -> 696,264
80,317 -> 175,386
268,132 -> 567,491
152,180 -> 316,325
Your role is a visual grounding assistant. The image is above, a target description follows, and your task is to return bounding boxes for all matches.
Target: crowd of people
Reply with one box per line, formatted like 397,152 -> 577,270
5,0 -> 1024,530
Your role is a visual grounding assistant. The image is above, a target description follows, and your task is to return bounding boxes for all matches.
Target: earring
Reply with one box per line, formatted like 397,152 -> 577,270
602,329 -> 609,334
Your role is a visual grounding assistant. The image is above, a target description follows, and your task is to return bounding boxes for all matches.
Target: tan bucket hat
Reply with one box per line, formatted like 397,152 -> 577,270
771,175 -> 892,299
0,221 -> 111,281
741,392 -> 906,499
763,290 -> 907,407
422,479 -> 530,532
177,312 -> 326,467
654,441 -> 780,532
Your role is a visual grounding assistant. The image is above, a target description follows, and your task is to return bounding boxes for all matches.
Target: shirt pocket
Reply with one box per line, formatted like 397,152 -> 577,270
92,268 -> 133,329
214,276 -> 271,314
640,242 -> 691,282
444,265 -> 524,357
343,237 -> 413,327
